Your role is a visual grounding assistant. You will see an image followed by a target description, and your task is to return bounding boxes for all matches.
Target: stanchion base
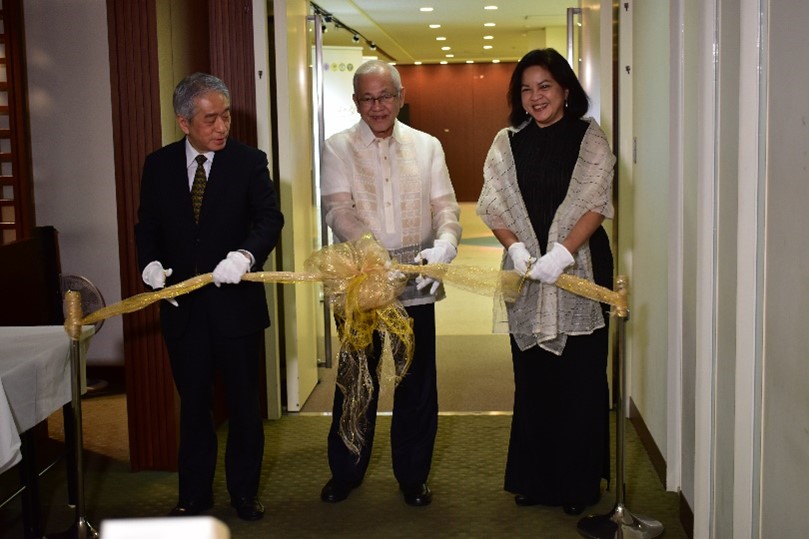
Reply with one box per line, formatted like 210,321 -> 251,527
577,503 -> 664,539
48,518 -> 99,539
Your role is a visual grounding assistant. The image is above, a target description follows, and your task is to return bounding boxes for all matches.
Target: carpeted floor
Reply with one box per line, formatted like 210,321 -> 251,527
301,334 -> 514,414
0,392 -> 687,538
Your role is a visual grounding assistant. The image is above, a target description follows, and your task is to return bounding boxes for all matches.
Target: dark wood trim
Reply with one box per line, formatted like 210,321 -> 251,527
628,397 -> 667,485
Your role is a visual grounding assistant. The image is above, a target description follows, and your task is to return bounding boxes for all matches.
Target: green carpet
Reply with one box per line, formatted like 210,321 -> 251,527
1,414 -> 687,538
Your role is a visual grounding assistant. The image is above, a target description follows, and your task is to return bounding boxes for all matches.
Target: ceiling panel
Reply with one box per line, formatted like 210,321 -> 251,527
312,0 -> 575,64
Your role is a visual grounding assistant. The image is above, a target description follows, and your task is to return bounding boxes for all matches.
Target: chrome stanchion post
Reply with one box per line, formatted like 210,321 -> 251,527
577,276 -> 664,539
63,291 -> 99,539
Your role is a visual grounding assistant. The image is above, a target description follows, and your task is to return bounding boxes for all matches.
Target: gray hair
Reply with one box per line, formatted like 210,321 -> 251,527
173,72 -> 230,120
353,60 -> 402,93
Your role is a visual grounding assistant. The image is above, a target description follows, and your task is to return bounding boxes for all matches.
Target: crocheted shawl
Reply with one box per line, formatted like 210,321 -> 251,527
477,117 -> 615,354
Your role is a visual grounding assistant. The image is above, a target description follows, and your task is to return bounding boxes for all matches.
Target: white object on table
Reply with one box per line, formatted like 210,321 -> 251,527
0,325 -> 94,474
100,516 -> 230,539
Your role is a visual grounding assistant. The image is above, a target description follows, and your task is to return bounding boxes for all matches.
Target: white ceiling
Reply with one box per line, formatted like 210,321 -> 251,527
312,0 -> 576,65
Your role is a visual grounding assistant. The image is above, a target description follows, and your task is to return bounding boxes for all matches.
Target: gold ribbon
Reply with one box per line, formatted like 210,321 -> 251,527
63,235 -> 627,454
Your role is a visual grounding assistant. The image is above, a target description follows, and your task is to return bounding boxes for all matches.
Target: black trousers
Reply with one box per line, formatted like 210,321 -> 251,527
327,303 -> 438,488
504,324 -> 610,506
163,296 -> 265,503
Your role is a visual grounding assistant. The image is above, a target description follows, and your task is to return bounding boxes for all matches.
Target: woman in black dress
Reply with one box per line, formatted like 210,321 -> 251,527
476,48 -> 615,516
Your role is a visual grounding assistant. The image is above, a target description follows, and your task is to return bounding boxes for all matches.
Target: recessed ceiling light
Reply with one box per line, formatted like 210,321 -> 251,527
419,7 -> 433,12
441,46 -> 451,50
415,61 -> 423,65
429,24 -> 441,29
483,45 -> 493,50
446,54 -> 455,58
466,60 -> 475,63
492,59 -> 500,63
484,22 -> 496,27
440,60 -> 448,64
436,36 -> 447,41
483,35 -> 494,40
484,5 -> 498,9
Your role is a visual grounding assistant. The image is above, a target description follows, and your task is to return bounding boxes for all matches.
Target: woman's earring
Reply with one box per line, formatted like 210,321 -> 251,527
565,99 -> 568,108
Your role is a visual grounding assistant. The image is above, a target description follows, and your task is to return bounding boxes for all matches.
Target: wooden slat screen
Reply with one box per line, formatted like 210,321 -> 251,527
0,0 -> 36,245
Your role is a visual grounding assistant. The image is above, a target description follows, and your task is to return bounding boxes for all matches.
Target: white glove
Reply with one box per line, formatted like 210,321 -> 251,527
507,242 -> 534,276
212,251 -> 251,286
414,239 -> 457,295
141,261 -> 178,306
415,274 -> 441,295
384,260 -> 406,282
528,243 -> 574,284
415,239 -> 457,265
142,260 -> 172,289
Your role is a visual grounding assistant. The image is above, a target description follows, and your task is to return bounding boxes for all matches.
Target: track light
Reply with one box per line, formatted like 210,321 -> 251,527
369,42 -> 377,50
352,34 -> 360,43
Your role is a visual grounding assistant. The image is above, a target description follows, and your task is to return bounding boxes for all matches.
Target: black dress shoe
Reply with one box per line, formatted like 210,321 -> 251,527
562,487 -> 601,515
231,496 -> 265,521
401,483 -> 432,507
563,504 -> 586,516
168,496 -> 214,517
514,494 -> 539,506
320,478 -> 361,503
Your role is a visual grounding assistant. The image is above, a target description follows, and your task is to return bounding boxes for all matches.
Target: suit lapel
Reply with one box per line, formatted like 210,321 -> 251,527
206,139 -> 233,203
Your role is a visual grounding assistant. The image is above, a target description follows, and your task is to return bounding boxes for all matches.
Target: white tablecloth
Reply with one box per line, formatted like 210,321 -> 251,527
0,325 -> 93,474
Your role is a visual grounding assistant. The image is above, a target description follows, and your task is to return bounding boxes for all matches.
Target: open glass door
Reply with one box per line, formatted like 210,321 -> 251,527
308,4 -> 364,373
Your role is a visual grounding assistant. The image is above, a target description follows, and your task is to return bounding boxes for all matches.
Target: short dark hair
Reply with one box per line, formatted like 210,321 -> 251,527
173,72 -> 230,121
506,48 -> 589,127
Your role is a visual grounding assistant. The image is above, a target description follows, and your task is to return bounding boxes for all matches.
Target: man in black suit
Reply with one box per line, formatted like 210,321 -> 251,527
135,72 -> 284,521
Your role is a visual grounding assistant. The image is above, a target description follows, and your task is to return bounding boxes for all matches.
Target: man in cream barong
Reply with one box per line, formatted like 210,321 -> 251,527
319,60 -> 461,507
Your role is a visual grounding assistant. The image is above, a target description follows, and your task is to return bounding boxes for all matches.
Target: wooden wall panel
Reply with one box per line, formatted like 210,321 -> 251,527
397,63 -> 515,202
209,0 -> 257,147
107,0 -> 179,471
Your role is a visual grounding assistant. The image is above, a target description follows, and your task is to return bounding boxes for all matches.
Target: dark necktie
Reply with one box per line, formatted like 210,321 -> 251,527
191,154 -> 207,222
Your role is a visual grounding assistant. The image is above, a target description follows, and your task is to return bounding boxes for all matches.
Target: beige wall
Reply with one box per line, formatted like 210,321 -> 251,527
761,0 -> 809,533
23,0 -> 123,365
272,0 -> 321,411
625,0 -> 672,466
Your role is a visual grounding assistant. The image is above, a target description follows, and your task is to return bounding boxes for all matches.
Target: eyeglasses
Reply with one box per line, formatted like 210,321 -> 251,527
357,93 -> 399,106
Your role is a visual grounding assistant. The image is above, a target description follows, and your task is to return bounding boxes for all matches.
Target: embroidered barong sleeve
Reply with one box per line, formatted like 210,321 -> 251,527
428,143 -> 461,247
321,137 -> 373,243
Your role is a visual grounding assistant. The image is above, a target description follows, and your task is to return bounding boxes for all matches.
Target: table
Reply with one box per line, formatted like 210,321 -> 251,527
0,325 -> 94,475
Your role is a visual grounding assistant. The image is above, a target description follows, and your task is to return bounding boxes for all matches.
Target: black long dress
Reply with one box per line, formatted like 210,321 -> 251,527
503,116 -> 612,507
